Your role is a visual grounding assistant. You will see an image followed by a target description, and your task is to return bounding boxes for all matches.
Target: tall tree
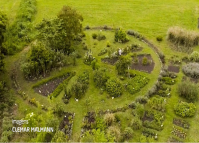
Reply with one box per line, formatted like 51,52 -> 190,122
0,11 -> 7,71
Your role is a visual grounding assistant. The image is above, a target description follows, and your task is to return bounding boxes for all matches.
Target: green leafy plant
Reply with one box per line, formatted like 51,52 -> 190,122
174,102 -> 196,117
106,78 -> 123,97
142,56 -> 148,65
115,28 -> 129,43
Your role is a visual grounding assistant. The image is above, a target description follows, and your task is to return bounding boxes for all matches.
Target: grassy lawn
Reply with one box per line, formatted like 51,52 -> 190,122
1,0 -> 199,142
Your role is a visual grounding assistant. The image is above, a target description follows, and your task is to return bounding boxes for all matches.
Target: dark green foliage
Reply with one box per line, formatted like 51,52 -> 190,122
106,78 -> 123,97
115,28 -> 129,43
93,68 -> 109,88
21,42 -> 66,79
174,102 -> 196,117
156,36 -> 163,42
0,11 -> 7,71
3,0 -> 37,54
178,81 -> 198,102
116,55 -> 131,75
126,75 -> 149,94
71,71 -> 89,99
92,33 -> 97,39
146,96 -> 166,111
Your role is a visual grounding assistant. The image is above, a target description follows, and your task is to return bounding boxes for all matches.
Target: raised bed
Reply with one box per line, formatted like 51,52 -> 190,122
173,118 -> 189,129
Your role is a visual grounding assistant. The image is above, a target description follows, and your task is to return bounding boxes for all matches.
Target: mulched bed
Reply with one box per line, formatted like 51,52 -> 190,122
168,65 -> 180,73
131,54 -> 155,73
101,57 -> 119,65
81,112 -> 96,136
59,112 -> 75,139
173,118 -> 189,129
34,75 -> 70,96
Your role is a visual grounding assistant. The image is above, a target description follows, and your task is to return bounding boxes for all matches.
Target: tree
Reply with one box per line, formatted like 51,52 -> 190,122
37,6 -> 83,55
116,55 -> 131,75
57,6 -> 83,48
0,11 -> 7,71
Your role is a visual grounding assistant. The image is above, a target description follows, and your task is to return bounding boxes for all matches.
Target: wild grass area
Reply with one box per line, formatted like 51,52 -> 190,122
0,0 -> 199,142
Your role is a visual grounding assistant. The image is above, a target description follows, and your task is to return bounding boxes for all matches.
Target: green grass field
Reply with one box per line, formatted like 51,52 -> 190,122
1,0 -> 199,142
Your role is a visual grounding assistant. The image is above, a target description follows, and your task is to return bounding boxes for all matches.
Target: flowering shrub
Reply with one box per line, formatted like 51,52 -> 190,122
182,63 -> 199,78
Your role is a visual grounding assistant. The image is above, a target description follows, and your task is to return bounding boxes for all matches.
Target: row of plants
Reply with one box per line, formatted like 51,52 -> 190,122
48,72 -> 76,98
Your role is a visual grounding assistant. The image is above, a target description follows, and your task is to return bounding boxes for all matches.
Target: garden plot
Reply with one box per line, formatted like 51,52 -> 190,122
59,112 -> 75,140
131,54 -> 155,73
168,65 -> 180,73
34,75 -> 70,96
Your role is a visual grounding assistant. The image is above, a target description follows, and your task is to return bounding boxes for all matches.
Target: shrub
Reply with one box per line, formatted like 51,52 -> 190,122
104,113 -> 115,126
161,77 -> 176,85
83,44 -> 88,50
54,103 -> 64,116
93,69 -> 109,88
92,33 -> 97,39
135,96 -> 148,104
71,71 -> 89,99
142,56 -> 148,65
182,63 -> 199,78
91,59 -> 100,70
156,36 -> 163,42
167,26 -> 199,48
147,96 -> 166,111
106,41 -> 111,47
106,78 -> 123,97
116,55 -> 131,75
127,30 -> 143,39
123,127 -> 133,140
174,102 -> 196,117
83,50 -> 94,65
189,51 -> 199,62
115,28 -> 129,43
135,104 -> 145,119
130,117 -> 142,130
107,126 -> 121,142
85,25 -> 90,29
178,81 -> 198,102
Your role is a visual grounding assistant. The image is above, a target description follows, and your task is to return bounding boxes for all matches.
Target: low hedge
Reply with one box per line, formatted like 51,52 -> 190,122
49,72 -> 76,98
32,72 -> 71,88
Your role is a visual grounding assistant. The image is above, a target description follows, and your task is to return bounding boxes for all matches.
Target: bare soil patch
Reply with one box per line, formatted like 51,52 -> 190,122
131,54 -> 155,73
168,65 -> 180,73
34,74 -> 70,96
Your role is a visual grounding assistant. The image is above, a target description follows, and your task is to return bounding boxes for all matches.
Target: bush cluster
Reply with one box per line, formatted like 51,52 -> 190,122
178,81 -> 198,102
126,75 -> 149,94
127,30 -> 143,39
106,78 -> 123,97
71,71 -> 89,99
182,63 -> 199,78
115,29 -> 129,43
130,117 -> 142,130
167,26 -> 199,47
174,102 -> 196,117
93,69 -> 110,88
